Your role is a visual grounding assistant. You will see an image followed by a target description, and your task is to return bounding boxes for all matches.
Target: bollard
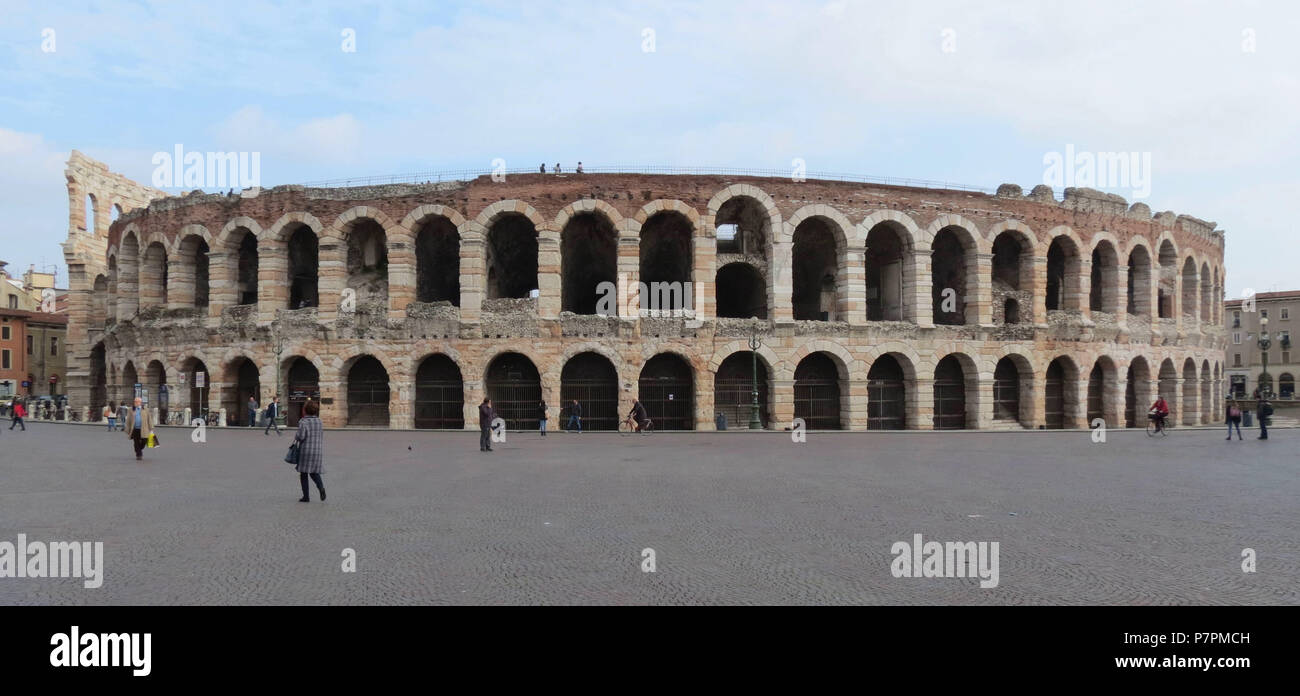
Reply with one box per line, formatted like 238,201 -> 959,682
218,408 -> 227,427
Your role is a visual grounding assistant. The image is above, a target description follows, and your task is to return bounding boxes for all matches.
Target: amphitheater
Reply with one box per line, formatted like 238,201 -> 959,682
61,152 -> 1227,431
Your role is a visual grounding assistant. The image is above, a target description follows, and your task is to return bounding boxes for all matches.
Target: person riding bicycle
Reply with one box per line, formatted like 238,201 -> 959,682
1148,396 -> 1170,432
628,398 -> 649,432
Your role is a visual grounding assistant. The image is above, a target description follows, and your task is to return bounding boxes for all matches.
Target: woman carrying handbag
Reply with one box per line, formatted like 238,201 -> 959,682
291,399 -> 326,502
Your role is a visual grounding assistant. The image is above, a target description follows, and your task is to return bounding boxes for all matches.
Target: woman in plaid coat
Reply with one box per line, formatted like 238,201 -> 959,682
294,399 -> 326,502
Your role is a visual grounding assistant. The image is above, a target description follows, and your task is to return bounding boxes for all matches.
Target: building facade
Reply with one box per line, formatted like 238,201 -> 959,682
0,261 -> 68,398
1224,291 -> 1297,400
63,154 -> 1227,430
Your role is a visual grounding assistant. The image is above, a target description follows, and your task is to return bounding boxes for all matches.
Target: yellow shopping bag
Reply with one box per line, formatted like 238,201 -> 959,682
146,433 -> 158,448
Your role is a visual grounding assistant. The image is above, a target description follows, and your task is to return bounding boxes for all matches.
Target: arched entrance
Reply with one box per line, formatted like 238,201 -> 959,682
285,358 -> 320,426
181,358 -> 209,420
346,356 -> 390,426
638,353 -> 694,430
714,352 -> 769,429
1087,362 -> 1105,425
794,352 -> 842,430
1045,359 -> 1067,429
223,358 -> 261,426
1125,358 -> 1151,428
993,357 -> 1023,424
561,352 -> 619,430
89,343 -> 107,418
146,360 -> 168,417
484,352 -> 542,429
867,355 -> 906,430
414,355 -> 464,429
933,355 -> 967,430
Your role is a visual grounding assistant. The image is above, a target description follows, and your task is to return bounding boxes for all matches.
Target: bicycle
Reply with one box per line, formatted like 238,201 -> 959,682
619,415 -> 653,435
1145,411 -> 1171,437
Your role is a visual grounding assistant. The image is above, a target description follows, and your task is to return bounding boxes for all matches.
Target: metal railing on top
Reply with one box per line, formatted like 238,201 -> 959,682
298,165 -> 997,194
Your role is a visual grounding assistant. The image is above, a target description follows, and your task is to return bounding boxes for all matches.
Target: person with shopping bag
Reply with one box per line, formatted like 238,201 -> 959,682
291,399 -> 326,502
125,396 -> 155,460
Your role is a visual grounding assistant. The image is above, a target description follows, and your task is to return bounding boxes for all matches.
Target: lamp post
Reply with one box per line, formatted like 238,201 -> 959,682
1258,316 -> 1273,399
274,333 -> 286,406
748,325 -> 762,429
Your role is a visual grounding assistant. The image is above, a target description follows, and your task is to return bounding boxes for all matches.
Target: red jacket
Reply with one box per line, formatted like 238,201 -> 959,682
13,404 -> 26,418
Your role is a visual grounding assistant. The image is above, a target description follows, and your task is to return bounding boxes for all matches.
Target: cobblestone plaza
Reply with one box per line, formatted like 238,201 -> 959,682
1,423 -> 1293,605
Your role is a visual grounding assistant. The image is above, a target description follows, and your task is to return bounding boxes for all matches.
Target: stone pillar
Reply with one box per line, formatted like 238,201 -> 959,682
695,233 -> 717,321
459,234 -> 485,324
696,368 -> 715,430
206,251 -> 234,319
63,263 -> 93,414
842,247 -> 867,325
972,253 -> 994,326
387,240 -> 416,321
772,379 -> 795,430
1076,259 -> 1092,323
463,377 -> 485,431
769,240 -> 792,323
617,227 -> 640,319
1030,257 -> 1048,327
1021,374 -> 1042,429
1066,372 -> 1088,429
536,228 -> 561,318
914,376 -> 934,430
847,378 -> 869,429
117,254 -> 139,318
319,376 -> 343,428
1114,264 -> 1129,333
973,369 -> 993,429
258,245 -> 286,323
909,250 -> 933,327
1107,377 -> 1127,430
1183,376 -> 1198,426
167,255 -> 193,310
390,378 -> 413,429
317,239 -> 344,324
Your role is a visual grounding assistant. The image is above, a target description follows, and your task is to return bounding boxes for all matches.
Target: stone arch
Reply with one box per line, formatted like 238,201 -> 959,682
922,214 -> 985,252
989,222 -> 1038,324
1089,234 -> 1121,314
553,198 -> 625,232
789,208 -> 850,322
861,214 -> 919,322
474,199 -> 548,231
784,340 -> 857,382
706,183 -> 782,237
928,221 -> 981,325
993,350 -> 1035,428
708,340 -> 781,375
559,207 -> 620,315
216,216 -> 265,247
1045,227 -> 1085,312
632,199 -> 702,227
1180,256 -> 1200,321
1043,354 -> 1082,429
262,211 -> 326,243
933,351 -> 980,430
413,352 -> 465,430
783,204 -> 853,247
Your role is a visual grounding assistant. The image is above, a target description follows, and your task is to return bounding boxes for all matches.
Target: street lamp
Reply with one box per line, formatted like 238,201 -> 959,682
1258,316 -> 1273,399
748,324 -> 762,429
274,333 -> 286,406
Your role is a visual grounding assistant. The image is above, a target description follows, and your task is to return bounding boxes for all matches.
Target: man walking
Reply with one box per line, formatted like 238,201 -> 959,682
247,395 -> 259,427
479,398 -> 497,452
1257,397 -> 1273,440
566,399 -> 582,433
8,399 -> 25,431
125,396 -> 153,460
264,395 -> 282,436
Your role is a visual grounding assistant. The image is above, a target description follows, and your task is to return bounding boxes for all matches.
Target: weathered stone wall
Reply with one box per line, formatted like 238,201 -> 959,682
68,163 -> 1227,429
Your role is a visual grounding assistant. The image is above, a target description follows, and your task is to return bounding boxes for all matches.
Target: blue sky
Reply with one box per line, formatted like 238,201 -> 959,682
1,0 -> 1297,297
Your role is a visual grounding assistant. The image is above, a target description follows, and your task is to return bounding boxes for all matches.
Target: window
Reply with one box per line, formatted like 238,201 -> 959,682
1233,353 -> 1242,367
27,335 -> 33,354
1233,310 -> 1241,328
1232,332 -> 1241,344
1,350 -> 9,369
6,295 -> 16,309
0,326 -> 8,340
50,336 -> 58,356
1261,309 -> 1268,319
1283,308 -> 1291,320
1282,330 -> 1291,343
1284,351 -> 1292,364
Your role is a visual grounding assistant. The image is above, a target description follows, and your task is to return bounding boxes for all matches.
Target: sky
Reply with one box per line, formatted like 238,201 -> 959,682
0,0 -> 1296,297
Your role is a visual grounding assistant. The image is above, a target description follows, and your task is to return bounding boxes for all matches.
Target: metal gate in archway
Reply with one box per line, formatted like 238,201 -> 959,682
794,353 -> 841,430
1087,365 -> 1105,424
1045,361 -> 1065,429
868,356 -> 905,430
485,353 -> 541,430
561,353 -> 619,431
286,358 -> 321,427
714,352 -> 768,429
933,357 -> 966,430
347,357 -> 390,427
414,355 -> 464,429
638,354 -> 694,430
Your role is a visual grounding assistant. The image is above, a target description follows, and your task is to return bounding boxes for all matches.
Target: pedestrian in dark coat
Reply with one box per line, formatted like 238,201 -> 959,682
264,396 -> 282,436
1225,400 -> 1243,440
247,396 -> 258,427
479,398 -> 497,452
566,399 -> 582,433
537,400 -> 548,436
1257,398 -> 1273,440
294,399 -> 325,502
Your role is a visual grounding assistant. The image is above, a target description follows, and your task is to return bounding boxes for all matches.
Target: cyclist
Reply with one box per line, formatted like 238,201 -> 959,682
1148,395 -> 1171,433
627,398 -> 650,433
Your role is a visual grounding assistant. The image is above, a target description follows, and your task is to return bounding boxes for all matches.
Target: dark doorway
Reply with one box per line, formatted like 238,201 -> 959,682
486,214 -> 538,299
237,230 -> 259,305
414,354 -> 464,429
1045,359 -> 1066,429
638,353 -> 694,430
714,352 -> 769,429
561,213 -> 617,315
993,357 -> 1021,422
715,263 -> 767,319
485,353 -> 542,429
415,218 -> 460,304
288,226 -> 319,308
347,356 -> 390,427
561,352 -> 619,430
933,355 -> 966,430
286,358 -> 320,426
868,355 -> 905,430
794,352 -> 842,430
